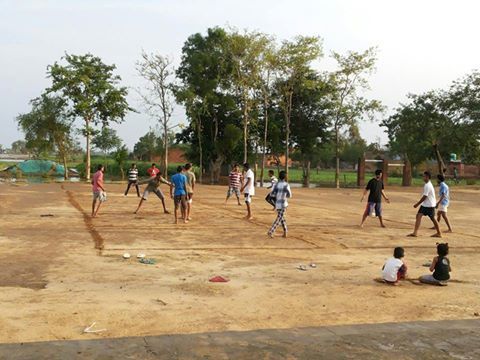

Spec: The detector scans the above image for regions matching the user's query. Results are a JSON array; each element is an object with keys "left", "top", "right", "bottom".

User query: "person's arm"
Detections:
[
  {"left": 436, "top": 193, "right": 445, "bottom": 208},
  {"left": 414, "top": 195, "right": 427, "bottom": 208},
  {"left": 170, "top": 182, "right": 174, "bottom": 198},
  {"left": 429, "top": 256, "right": 438, "bottom": 272},
  {"left": 241, "top": 177, "right": 250, "bottom": 192},
  {"left": 183, "top": 178, "right": 188, "bottom": 194},
  {"left": 287, "top": 184, "right": 292, "bottom": 198},
  {"left": 138, "top": 178, "right": 150, "bottom": 185},
  {"left": 192, "top": 174, "right": 196, "bottom": 191},
  {"left": 381, "top": 190, "right": 390, "bottom": 203},
  {"left": 159, "top": 176, "right": 171, "bottom": 186}
]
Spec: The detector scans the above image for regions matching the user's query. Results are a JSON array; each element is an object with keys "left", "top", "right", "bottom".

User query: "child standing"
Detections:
[
  {"left": 170, "top": 166, "right": 188, "bottom": 224},
  {"left": 265, "top": 169, "right": 278, "bottom": 209},
  {"left": 360, "top": 169, "right": 390, "bottom": 228},
  {"left": 124, "top": 163, "right": 140, "bottom": 197},
  {"left": 436, "top": 174, "right": 452, "bottom": 233},
  {"left": 134, "top": 172, "right": 171, "bottom": 215},
  {"left": 240, "top": 163, "right": 255, "bottom": 220},
  {"left": 420, "top": 243, "right": 451, "bottom": 285},
  {"left": 184, "top": 163, "right": 196, "bottom": 221},
  {"left": 225, "top": 164, "right": 243, "bottom": 205},
  {"left": 268, "top": 171, "right": 292, "bottom": 238},
  {"left": 91, "top": 164, "right": 106, "bottom": 218},
  {"left": 382, "top": 247, "right": 407, "bottom": 285}
]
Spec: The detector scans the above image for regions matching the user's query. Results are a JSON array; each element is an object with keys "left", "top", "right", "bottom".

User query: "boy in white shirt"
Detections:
[
  {"left": 408, "top": 171, "right": 442, "bottom": 238},
  {"left": 240, "top": 162, "right": 255, "bottom": 220},
  {"left": 382, "top": 247, "right": 407, "bottom": 285}
]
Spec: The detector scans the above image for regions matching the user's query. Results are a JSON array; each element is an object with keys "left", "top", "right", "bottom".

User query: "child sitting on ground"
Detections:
[
  {"left": 382, "top": 247, "right": 408, "bottom": 285},
  {"left": 419, "top": 243, "right": 451, "bottom": 286}
]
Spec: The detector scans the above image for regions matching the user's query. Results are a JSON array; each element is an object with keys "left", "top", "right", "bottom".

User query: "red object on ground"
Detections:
[{"left": 209, "top": 276, "right": 229, "bottom": 283}]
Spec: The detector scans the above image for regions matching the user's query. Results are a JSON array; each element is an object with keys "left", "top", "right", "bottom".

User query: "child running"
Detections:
[
  {"left": 134, "top": 172, "right": 171, "bottom": 214},
  {"left": 268, "top": 171, "right": 292, "bottom": 238},
  {"left": 419, "top": 243, "right": 451, "bottom": 286},
  {"left": 435, "top": 174, "right": 452, "bottom": 233},
  {"left": 381, "top": 247, "right": 407, "bottom": 285},
  {"left": 91, "top": 164, "right": 106, "bottom": 218},
  {"left": 240, "top": 163, "right": 255, "bottom": 220},
  {"left": 170, "top": 166, "right": 188, "bottom": 224},
  {"left": 408, "top": 171, "right": 442, "bottom": 238},
  {"left": 265, "top": 169, "right": 278, "bottom": 209},
  {"left": 225, "top": 164, "right": 243, "bottom": 206},
  {"left": 360, "top": 169, "right": 390, "bottom": 228},
  {"left": 124, "top": 163, "right": 140, "bottom": 197},
  {"left": 184, "top": 163, "right": 196, "bottom": 221}
]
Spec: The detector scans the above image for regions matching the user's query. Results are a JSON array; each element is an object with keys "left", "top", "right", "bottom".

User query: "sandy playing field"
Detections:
[{"left": 0, "top": 181, "right": 479, "bottom": 344}]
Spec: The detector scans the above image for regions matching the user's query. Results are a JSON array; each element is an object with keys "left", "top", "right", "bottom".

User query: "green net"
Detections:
[{"left": 10, "top": 160, "right": 65, "bottom": 176}]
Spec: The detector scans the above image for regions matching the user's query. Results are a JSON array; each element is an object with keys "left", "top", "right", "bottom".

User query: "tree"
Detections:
[
  {"left": 137, "top": 50, "right": 176, "bottom": 177},
  {"left": 329, "top": 48, "right": 383, "bottom": 188},
  {"left": 47, "top": 53, "right": 132, "bottom": 180},
  {"left": 92, "top": 126, "right": 122, "bottom": 167},
  {"left": 133, "top": 131, "right": 163, "bottom": 161},
  {"left": 112, "top": 144, "right": 129, "bottom": 180},
  {"left": 277, "top": 36, "right": 323, "bottom": 176},
  {"left": 16, "top": 95, "right": 74, "bottom": 179},
  {"left": 340, "top": 124, "right": 367, "bottom": 167},
  {"left": 11, "top": 140, "right": 28, "bottom": 154}
]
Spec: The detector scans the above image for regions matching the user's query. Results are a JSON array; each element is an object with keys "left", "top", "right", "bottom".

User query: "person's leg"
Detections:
[
  {"left": 225, "top": 188, "right": 231, "bottom": 204},
  {"left": 280, "top": 209, "right": 288, "bottom": 237},
  {"left": 174, "top": 197, "right": 179, "bottom": 224},
  {"left": 409, "top": 213, "right": 423, "bottom": 236},
  {"left": 397, "top": 264, "right": 407, "bottom": 280},
  {"left": 181, "top": 196, "right": 188, "bottom": 223},
  {"left": 245, "top": 194, "right": 252, "bottom": 219},
  {"left": 92, "top": 198, "right": 97, "bottom": 217},
  {"left": 441, "top": 212, "right": 453, "bottom": 232},
  {"left": 186, "top": 194, "right": 192, "bottom": 220},
  {"left": 94, "top": 200, "right": 103, "bottom": 217},
  {"left": 134, "top": 198, "right": 145, "bottom": 214},
  {"left": 268, "top": 209, "right": 283, "bottom": 237},
  {"left": 430, "top": 213, "right": 442, "bottom": 237},
  {"left": 419, "top": 274, "right": 440, "bottom": 285},
  {"left": 375, "top": 203, "right": 385, "bottom": 228},
  {"left": 135, "top": 182, "right": 140, "bottom": 197},
  {"left": 124, "top": 181, "right": 132, "bottom": 196},
  {"left": 360, "top": 203, "right": 370, "bottom": 227}
]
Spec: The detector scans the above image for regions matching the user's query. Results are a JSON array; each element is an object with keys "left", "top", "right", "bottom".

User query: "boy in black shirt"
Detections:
[{"left": 360, "top": 169, "right": 390, "bottom": 228}]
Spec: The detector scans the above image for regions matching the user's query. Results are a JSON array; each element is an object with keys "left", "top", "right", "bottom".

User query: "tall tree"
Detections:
[
  {"left": 112, "top": 144, "right": 129, "bottom": 180},
  {"left": 133, "top": 131, "right": 163, "bottom": 162},
  {"left": 47, "top": 53, "right": 132, "bottom": 180},
  {"left": 16, "top": 95, "right": 74, "bottom": 179},
  {"left": 277, "top": 36, "right": 323, "bottom": 176},
  {"left": 329, "top": 48, "right": 383, "bottom": 188},
  {"left": 10, "top": 140, "right": 28, "bottom": 154},
  {"left": 92, "top": 126, "right": 122, "bottom": 167},
  {"left": 136, "top": 51, "right": 176, "bottom": 178}
]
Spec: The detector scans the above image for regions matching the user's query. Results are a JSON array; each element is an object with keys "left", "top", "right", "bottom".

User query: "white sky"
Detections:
[{"left": 1, "top": 0, "right": 479, "bottom": 149}]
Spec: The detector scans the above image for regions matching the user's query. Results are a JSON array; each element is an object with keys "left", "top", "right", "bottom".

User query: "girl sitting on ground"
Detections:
[
  {"left": 420, "top": 243, "right": 451, "bottom": 286},
  {"left": 382, "top": 247, "right": 408, "bottom": 285}
]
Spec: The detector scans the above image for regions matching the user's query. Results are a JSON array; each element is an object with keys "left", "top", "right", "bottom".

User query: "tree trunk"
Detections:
[
  {"left": 335, "top": 125, "right": 340, "bottom": 189},
  {"left": 243, "top": 95, "right": 248, "bottom": 164},
  {"left": 85, "top": 118, "right": 91, "bottom": 180},
  {"left": 197, "top": 119, "right": 203, "bottom": 183},
  {"left": 120, "top": 167, "right": 125, "bottom": 181},
  {"left": 284, "top": 92, "right": 292, "bottom": 176},
  {"left": 164, "top": 123, "right": 169, "bottom": 179},
  {"left": 62, "top": 151, "right": 69, "bottom": 180},
  {"left": 302, "top": 160, "right": 311, "bottom": 188},
  {"left": 260, "top": 95, "right": 269, "bottom": 187},
  {"left": 433, "top": 143, "right": 446, "bottom": 175}
]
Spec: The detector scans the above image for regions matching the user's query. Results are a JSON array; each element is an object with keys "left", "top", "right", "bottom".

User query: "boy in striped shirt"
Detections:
[
  {"left": 268, "top": 171, "right": 292, "bottom": 238},
  {"left": 225, "top": 164, "right": 243, "bottom": 205},
  {"left": 124, "top": 163, "right": 140, "bottom": 197}
]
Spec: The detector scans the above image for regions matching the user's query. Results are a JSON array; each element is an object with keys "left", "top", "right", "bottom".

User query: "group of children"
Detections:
[
  {"left": 91, "top": 162, "right": 196, "bottom": 224},
  {"left": 225, "top": 163, "right": 292, "bottom": 237},
  {"left": 360, "top": 168, "right": 454, "bottom": 286}
]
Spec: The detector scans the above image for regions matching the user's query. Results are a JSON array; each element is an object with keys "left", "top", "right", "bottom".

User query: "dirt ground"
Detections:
[{"left": 0, "top": 180, "right": 479, "bottom": 344}]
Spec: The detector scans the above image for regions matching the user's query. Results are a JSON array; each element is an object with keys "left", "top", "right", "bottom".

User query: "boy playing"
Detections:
[
  {"left": 134, "top": 172, "right": 171, "bottom": 214},
  {"left": 408, "top": 171, "right": 442, "bottom": 238},
  {"left": 124, "top": 163, "right": 140, "bottom": 197},
  {"left": 360, "top": 169, "right": 390, "bottom": 228},
  {"left": 268, "top": 171, "right": 292, "bottom": 238},
  {"left": 170, "top": 166, "right": 188, "bottom": 224},
  {"left": 435, "top": 174, "right": 452, "bottom": 233},
  {"left": 225, "top": 164, "right": 243, "bottom": 206},
  {"left": 184, "top": 163, "right": 196, "bottom": 221},
  {"left": 382, "top": 247, "right": 407, "bottom": 285},
  {"left": 91, "top": 164, "right": 106, "bottom": 218},
  {"left": 265, "top": 169, "right": 278, "bottom": 209},
  {"left": 240, "top": 162, "right": 255, "bottom": 220},
  {"left": 147, "top": 163, "right": 160, "bottom": 178}
]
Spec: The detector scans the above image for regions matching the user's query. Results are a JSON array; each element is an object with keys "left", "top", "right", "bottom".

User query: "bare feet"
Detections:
[
  {"left": 431, "top": 233, "right": 442, "bottom": 238},
  {"left": 187, "top": 217, "right": 192, "bottom": 221},
  {"left": 445, "top": 229, "right": 453, "bottom": 233},
  {"left": 359, "top": 223, "right": 364, "bottom": 228},
  {"left": 282, "top": 232, "right": 287, "bottom": 238},
  {"left": 407, "top": 233, "right": 417, "bottom": 237},
  {"left": 164, "top": 210, "right": 170, "bottom": 214},
  {"left": 267, "top": 232, "right": 273, "bottom": 238},
  {"left": 381, "top": 224, "right": 386, "bottom": 228},
  {"left": 246, "top": 216, "right": 253, "bottom": 220}
]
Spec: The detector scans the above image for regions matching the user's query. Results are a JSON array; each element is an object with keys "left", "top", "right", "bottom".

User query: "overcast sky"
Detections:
[{"left": 1, "top": 0, "right": 478, "bottom": 149}]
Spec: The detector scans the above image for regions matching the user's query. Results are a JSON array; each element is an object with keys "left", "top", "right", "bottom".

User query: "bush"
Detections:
[{"left": 466, "top": 179, "right": 477, "bottom": 185}]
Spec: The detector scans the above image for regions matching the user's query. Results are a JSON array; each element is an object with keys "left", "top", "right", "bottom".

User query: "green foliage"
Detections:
[
  {"left": 133, "top": 131, "right": 164, "bottom": 161},
  {"left": 92, "top": 127, "right": 122, "bottom": 156},
  {"left": 10, "top": 140, "right": 28, "bottom": 154}
]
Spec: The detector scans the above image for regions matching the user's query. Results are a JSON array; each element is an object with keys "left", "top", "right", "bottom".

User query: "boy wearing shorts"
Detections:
[
  {"left": 360, "top": 169, "right": 390, "bottom": 228},
  {"left": 171, "top": 166, "right": 188, "bottom": 224},
  {"left": 436, "top": 174, "right": 452, "bottom": 233},
  {"left": 91, "top": 164, "right": 106, "bottom": 218},
  {"left": 225, "top": 164, "right": 242, "bottom": 206},
  {"left": 184, "top": 163, "right": 196, "bottom": 221},
  {"left": 240, "top": 162, "right": 255, "bottom": 220},
  {"left": 134, "top": 172, "right": 171, "bottom": 214},
  {"left": 408, "top": 171, "right": 442, "bottom": 238}
]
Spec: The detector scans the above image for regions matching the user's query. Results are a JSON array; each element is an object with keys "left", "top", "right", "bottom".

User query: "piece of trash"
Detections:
[
  {"left": 139, "top": 258, "right": 156, "bottom": 265},
  {"left": 297, "top": 265, "right": 307, "bottom": 271},
  {"left": 136, "top": 253, "right": 146, "bottom": 259},
  {"left": 154, "top": 299, "right": 167, "bottom": 305},
  {"left": 40, "top": 214, "right": 54, "bottom": 217},
  {"left": 83, "top": 322, "right": 106, "bottom": 334},
  {"left": 422, "top": 262, "right": 431, "bottom": 267},
  {"left": 309, "top": 263, "right": 317, "bottom": 268},
  {"left": 122, "top": 253, "right": 131, "bottom": 259},
  {"left": 209, "top": 276, "right": 229, "bottom": 283}
]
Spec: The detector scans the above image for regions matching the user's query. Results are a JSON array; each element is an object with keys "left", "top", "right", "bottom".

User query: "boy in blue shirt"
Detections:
[
  {"left": 170, "top": 166, "right": 188, "bottom": 224},
  {"left": 435, "top": 174, "right": 452, "bottom": 233}
]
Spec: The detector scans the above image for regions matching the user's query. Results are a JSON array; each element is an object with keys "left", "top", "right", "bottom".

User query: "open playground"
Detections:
[{"left": 1, "top": 180, "right": 479, "bottom": 358}]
